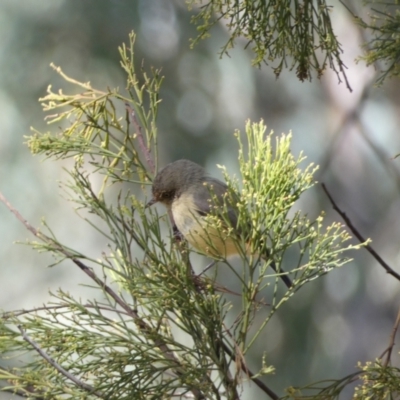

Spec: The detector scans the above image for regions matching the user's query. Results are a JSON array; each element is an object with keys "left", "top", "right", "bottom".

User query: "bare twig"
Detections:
[
  {"left": 379, "top": 307, "right": 400, "bottom": 367},
  {"left": 125, "top": 103, "right": 155, "bottom": 174},
  {"left": 18, "top": 325, "right": 104, "bottom": 398},
  {"left": 321, "top": 183, "right": 400, "bottom": 281}
]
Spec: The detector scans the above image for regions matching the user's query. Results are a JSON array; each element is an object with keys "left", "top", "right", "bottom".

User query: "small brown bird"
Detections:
[{"left": 147, "top": 159, "right": 292, "bottom": 288}]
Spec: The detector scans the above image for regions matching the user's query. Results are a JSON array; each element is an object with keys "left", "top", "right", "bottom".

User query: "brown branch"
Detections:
[
  {"left": 321, "top": 183, "right": 400, "bottom": 282},
  {"left": 18, "top": 325, "right": 104, "bottom": 398},
  {"left": 125, "top": 103, "right": 155, "bottom": 174},
  {"left": 379, "top": 307, "right": 400, "bottom": 367}
]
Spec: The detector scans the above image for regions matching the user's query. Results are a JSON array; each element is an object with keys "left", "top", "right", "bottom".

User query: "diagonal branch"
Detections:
[
  {"left": 18, "top": 326, "right": 104, "bottom": 398},
  {"left": 321, "top": 183, "right": 400, "bottom": 282}
]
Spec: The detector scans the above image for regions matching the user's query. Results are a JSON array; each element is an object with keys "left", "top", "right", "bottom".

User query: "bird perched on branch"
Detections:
[{"left": 147, "top": 159, "right": 292, "bottom": 289}]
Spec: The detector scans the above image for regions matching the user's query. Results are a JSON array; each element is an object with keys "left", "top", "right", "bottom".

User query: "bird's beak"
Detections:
[{"left": 145, "top": 197, "right": 157, "bottom": 208}]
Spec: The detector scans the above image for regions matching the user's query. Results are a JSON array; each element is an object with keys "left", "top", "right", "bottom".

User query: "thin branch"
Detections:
[
  {"left": 321, "top": 183, "right": 400, "bottom": 281},
  {"left": 379, "top": 307, "right": 400, "bottom": 367},
  {"left": 18, "top": 325, "right": 104, "bottom": 398},
  {"left": 0, "top": 192, "right": 41, "bottom": 238},
  {"left": 125, "top": 103, "right": 155, "bottom": 174},
  {"left": 0, "top": 384, "right": 47, "bottom": 400},
  {"left": 2, "top": 303, "right": 133, "bottom": 319}
]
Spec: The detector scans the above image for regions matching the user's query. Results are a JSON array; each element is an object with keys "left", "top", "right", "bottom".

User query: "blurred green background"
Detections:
[{"left": 1, "top": 1, "right": 400, "bottom": 398}]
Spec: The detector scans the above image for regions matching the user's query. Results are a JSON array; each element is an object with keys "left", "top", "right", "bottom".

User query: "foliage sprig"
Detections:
[{"left": 187, "top": 0, "right": 351, "bottom": 90}]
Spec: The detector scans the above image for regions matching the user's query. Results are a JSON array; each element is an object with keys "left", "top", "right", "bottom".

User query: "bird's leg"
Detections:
[
  {"left": 172, "top": 224, "right": 184, "bottom": 243},
  {"left": 187, "top": 260, "right": 217, "bottom": 293},
  {"left": 170, "top": 221, "right": 217, "bottom": 288}
]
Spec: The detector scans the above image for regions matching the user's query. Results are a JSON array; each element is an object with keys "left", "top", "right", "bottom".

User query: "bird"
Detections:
[{"left": 146, "top": 159, "right": 292, "bottom": 288}]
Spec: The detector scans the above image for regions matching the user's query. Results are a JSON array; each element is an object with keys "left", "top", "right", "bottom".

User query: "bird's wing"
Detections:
[{"left": 191, "top": 177, "right": 239, "bottom": 229}]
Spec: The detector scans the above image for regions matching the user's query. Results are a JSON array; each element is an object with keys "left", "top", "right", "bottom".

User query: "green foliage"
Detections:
[
  {"left": 186, "top": 0, "right": 351, "bottom": 89},
  {"left": 283, "top": 372, "right": 360, "bottom": 399},
  {"left": 354, "top": 361, "right": 400, "bottom": 399},
  {"left": 280, "top": 360, "right": 400, "bottom": 399},
  {"left": 236, "top": 124, "right": 355, "bottom": 283},
  {"left": 344, "top": 0, "right": 400, "bottom": 85},
  {"left": 1, "top": 32, "right": 366, "bottom": 399},
  {"left": 28, "top": 31, "right": 162, "bottom": 188}
]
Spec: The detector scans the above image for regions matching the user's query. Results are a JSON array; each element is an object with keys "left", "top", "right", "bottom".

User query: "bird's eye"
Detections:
[{"left": 161, "top": 191, "right": 174, "bottom": 200}]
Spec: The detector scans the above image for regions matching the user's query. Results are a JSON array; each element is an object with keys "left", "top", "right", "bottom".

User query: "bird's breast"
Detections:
[
  {"left": 171, "top": 192, "right": 200, "bottom": 236},
  {"left": 171, "top": 192, "right": 239, "bottom": 258}
]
